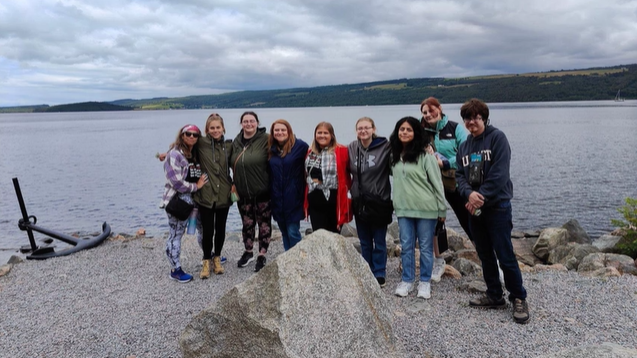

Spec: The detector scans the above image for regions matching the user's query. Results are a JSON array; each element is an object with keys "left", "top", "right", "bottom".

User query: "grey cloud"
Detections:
[{"left": 1, "top": 0, "right": 636, "bottom": 105}]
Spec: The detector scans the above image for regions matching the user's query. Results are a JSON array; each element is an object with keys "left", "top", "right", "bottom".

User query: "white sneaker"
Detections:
[
  {"left": 431, "top": 258, "right": 445, "bottom": 282},
  {"left": 417, "top": 281, "right": 431, "bottom": 299},
  {"left": 394, "top": 281, "right": 414, "bottom": 297}
]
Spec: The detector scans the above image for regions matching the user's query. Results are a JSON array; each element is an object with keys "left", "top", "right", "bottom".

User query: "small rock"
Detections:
[
  {"left": 7, "top": 255, "right": 24, "bottom": 265},
  {"left": 136, "top": 228, "right": 146, "bottom": 237},
  {"left": 457, "top": 279, "right": 487, "bottom": 294},
  {"left": 443, "top": 265, "right": 462, "bottom": 279},
  {"left": 0, "top": 264, "right": 12, "bottom": 277}
]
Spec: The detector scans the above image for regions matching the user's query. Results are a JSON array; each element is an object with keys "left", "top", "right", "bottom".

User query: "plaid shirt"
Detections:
[
  {"left": 161, "top": 148, "right": 198, "bottom": 207},
  {"left": 305, "top": 149, "right": 338, "bottom": 200}
]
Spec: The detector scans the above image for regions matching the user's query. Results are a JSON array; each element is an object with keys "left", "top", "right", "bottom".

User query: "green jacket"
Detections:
[
  {"left": 193, "top": 135, "right": 233, "bottom": 209},
  {"left": 230, "top": 128, "right": 270, "bottom": 200}
]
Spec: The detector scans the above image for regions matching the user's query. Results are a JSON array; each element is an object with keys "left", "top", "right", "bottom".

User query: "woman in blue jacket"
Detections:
[{"left": 268, "top": 119, "right": 309, "bottom": 251}]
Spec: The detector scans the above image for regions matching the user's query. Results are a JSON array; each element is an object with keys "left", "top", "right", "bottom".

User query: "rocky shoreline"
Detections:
[{"left": 1, "top": 222, "right": 636, "bottom": 357}]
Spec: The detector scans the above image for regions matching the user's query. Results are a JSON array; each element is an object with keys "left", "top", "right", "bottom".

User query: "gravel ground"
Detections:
[{"left": 1, "top": 233, "right": 636, "bottom": 358}]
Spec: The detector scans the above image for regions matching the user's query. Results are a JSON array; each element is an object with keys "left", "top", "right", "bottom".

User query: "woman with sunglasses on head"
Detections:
[
  {"left": 348, "top": 117, "right": 392, "bottom": 287},
  {"left": 420, "top": 97, "right": 470, "bottom": 282},
  {"left": 162, "top": 124, "right": 208, "bottom": 283},
  {"left": 390, "top": 117, "right": 446, "bottom": 299},
  {"left": 231, "top": 111, "right": 272, "bottom": 273},
  {"left": 194, "top": 113, "right": 234, "bottom": 279},
  {"left": 268, "top": 119, "right": 309, "bottom": 251},
  {"left": 304, "top": 122, "right": 352, "bottom": 234}
]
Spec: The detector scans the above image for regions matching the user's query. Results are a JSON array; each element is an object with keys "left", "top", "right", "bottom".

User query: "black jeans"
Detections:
[
  {"left": 445, "top": 188, "right": 473, "bottom": 241},
  {"left": 469, "top": 201, "right": 527, "bottom": 302},
  {"left": 308, "top": 189, "right": 338, "bottom": 233},
  {"left": 199, "top": 204, "right": 230, "bottom": 259}
]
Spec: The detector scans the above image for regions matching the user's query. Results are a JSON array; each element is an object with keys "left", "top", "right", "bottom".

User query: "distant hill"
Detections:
[
  {"left": 45, "top": 101, "right": 133, "bottom": 112},
  {"left": 110, "top": 64, "right": 637, "bottom": 109},
  {"left": 2, "top": 64, "right": 636, "bottom": 113}
]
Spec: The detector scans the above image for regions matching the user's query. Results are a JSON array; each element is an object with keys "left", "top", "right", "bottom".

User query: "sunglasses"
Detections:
[{"left": 183, "top": 132, "right": 199, "bottom": 138}]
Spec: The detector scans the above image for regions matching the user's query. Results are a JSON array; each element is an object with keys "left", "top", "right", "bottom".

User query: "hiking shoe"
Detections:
[
  {"left": 212, "top": 256, "right": 224, "bottom": 275},
  {"left": 170, "top": 268, "right": 193, "bottom": 283},
  {"left": 237, "top": 251, "right": 254, "bottom": 268},
  {"left": 254, "top": 255, "right": 266, "bottom": 272},
  {"left": 376, "top": 277, "right": 386, "bottom": 288},
  {"left": 431, "top": 257, "right": 445, "bottom": 282},
  {"left": 417, "top": 281, "right": 431, "bottom": 299},
  {"left": 513, "top": 298, "right": 530, "bottom": 324},
  {"left": 199, "top": 259, "right": 211, "bottom": 279},
  {"left": 469, "top": 294, "right": 507, "bottom": 309},
  {"left": 394, "top": 281, "right": 413, "bottom": 297}
]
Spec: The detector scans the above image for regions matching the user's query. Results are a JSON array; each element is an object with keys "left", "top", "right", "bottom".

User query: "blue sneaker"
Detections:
[
  {"left": 170, "top": 267, "right": 193, "bottom": 283},
  {"left": 220, "top": 256, "right": 227, "bottom": 264}
]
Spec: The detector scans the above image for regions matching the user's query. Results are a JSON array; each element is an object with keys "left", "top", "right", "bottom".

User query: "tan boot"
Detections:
[
  {"left": 200, "top": 259, "right": 211, "bottom": 279},
  {"left": 213, "top": 256, "right": 224, "bottom": 275}
]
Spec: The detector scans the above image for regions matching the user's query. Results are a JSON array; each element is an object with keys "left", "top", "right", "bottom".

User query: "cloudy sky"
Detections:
[{"left": 1, "top": 0, "right": 636, "bottom": 107}]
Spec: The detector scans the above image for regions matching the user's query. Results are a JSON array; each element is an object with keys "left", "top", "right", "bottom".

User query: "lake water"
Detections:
[{"left": 1, "top": 101, "right": 636, "bottom": 263}]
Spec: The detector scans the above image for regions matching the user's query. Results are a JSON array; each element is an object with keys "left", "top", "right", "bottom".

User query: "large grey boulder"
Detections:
[
  {"left": 535, "top": 342, "right": 637, "bottom": 358},
  {"left": 548, "top": 243, "right": 599, "bottom": 270},
  {"left": 561, "top": 219, "right": 592, "bottom": 244},
  {"left": 180, "top": 229, "right": 402, "bottom": 358},
  {"left": 578, "top": 252, "right": 637, "bottom": 276},
  {"left": 532, "top": 228, "right": 568, "bottom": 262},
  {"left": 593, "top": 234, "right": 622, "bottom": 253}
]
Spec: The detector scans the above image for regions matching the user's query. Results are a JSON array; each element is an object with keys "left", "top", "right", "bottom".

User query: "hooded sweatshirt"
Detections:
[{"left": 456, "top": 125, "right": 513, "bottom": 208}]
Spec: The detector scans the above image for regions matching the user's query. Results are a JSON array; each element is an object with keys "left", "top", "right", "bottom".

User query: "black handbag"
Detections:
[
  {"left": 165, "top": 194, "right": 194, "bottom": 221},
  {"left": 436, "top": 221, "right": 448, "bottom": 253},
  {"left": 353, "top": 193, "right": 394, "bottom": 226}
]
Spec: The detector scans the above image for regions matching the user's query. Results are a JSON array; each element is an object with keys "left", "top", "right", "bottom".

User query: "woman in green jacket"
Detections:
[
  {"left": 194, "top": 113, "right": 233, "bottom": 279},
  {"left": 230, "top": 111, "right": 272, "bottom": 273}
]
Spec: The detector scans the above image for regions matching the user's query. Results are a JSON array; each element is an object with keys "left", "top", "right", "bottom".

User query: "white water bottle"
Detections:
[{"left": 187, "top": 207, "right": 198, "bottom": 235}]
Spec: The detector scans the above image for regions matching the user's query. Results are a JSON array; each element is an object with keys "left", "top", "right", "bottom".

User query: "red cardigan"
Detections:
[{"left": 304, "top": 144, "right": 353, "bottom": 228}]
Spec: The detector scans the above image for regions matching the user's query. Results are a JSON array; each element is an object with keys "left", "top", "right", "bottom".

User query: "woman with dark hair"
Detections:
[
  {"left": 268, "top": 119, "right": 309, "bottom": 251},
  {"left": 195, "top": 113, "right": 233, "bottom": 278},
  {"left": 348, "top": 117, "right": 392, "bottom": 287},
  {"left": 304, "top": 121, "right": 352, "bottom": 233},
  {"left": 231, "top": 111, "right": 272, "bottom": 272},
  {"left": 390, "top": 117, "right": 446, "bottom": 299},
  {"left": 162, "top": 124, "right": 208, "bottom": 283},
  {"left": 420, "top": 97, "right": 470, "bottom": 281}
]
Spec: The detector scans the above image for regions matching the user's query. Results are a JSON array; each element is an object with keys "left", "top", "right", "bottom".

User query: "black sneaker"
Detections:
[
  {"left": 237, "top": 251, "right": 254, "bottom": 268},
  {"left": 254, "top": 255, "right": 266, "bottom": 272},
  {"left": 376, "top": 277, "right": 386, "bottom": 288},
  {"left": 513, "top": 298, "right": 530, "bottom": 324},
  {"left": 469, "top": 294, "right": 507, "bottom": 309}
]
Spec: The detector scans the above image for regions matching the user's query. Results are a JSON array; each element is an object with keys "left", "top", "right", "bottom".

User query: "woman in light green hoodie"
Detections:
[{"left": 390, "top": 117, "right": 446, "bottom": 300}]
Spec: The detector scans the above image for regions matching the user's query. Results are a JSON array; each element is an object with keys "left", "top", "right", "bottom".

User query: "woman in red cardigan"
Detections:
[{"left": 304, "top": 122, "right": 352, "bottom": 233}]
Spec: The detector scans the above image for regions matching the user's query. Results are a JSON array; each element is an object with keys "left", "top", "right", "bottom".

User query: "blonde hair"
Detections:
[
  {"left": 268, "top": 119, "right": 296, "bottom": 160},
  {"left": 355, "top": 117, "right": 378, "bottom": 139},
  {"left": 205, "top": 113, "right": 225, "bottom": 137},
  {"left": 310, "top": 121, "right": 338, "bottom": 154}
]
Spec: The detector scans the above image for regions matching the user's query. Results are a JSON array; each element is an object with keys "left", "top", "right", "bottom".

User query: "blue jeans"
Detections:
[
  {"left": 277, "top": 219, "right": 302, "bottom": 251},
  {"left": 398, "top": 217, "right": 436, "bottom": 283},
  {"left": 469, "top": 201, "right": 527, "bottom": 301},
  {"left": 355, "top": 217, "right": 387, "bottom": 278}
]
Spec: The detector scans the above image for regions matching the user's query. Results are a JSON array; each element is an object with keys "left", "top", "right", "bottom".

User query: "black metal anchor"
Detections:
[{"left": 13, "top": 177, "right": 111, "bottom": 260}]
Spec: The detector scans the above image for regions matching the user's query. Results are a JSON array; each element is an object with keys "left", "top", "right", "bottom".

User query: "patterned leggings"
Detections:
[
  {"left": 238, "top": 199, "right": 272, "bottom": 254},
  {"left": 165, "top": 212, "right": 196, "bottom": 270}
]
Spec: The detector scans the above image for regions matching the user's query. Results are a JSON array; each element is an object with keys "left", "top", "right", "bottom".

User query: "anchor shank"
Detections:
[{"left": 12, "top": 177, "right": 38, "bottom": 251}]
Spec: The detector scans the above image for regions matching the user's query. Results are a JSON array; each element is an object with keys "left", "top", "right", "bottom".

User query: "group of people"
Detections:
[{"left": 160, "top": 98, "right": 530, "bottom": 324}]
